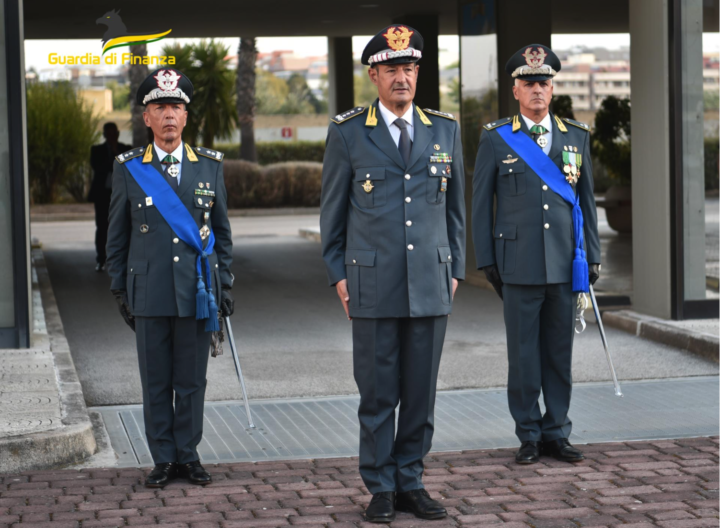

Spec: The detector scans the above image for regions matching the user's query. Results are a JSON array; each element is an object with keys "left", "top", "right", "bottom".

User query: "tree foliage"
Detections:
[
  {"left": 161, "top": 40, "right": 237, "bottom": 148},
  {"left": 592, "top": 96, "right": 632, "bottom": 186},
  {"left": 27, "top": 82, "right": 100, "bottom": 203},
  {"left": 354, "top": 70, "right": 379, "bottom": 107},
  {"left": 551, "top": 95, "right": 575, "bottom": 120},
  {"left": 461, "top": 88, "right": 498, "bottom": 170},
  {"left": 107, "top": 80, "right": 130, "bottom": 111}
]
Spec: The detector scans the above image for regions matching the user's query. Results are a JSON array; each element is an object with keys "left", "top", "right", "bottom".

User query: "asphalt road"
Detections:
[{"left": 32, "top": 216, "right": 718, "bottom": 407}]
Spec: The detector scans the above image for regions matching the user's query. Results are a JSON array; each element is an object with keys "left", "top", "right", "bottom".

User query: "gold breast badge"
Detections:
[{"left": 362, "top": 180, "right": 374, "bottom": 193}]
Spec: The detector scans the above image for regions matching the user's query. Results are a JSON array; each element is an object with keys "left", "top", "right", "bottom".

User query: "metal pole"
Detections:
[
  {"left": 224, "top": 317, "right": 256, "bottom": 428},
  {"left": 589, "top": 285, "right": 623, "bottom": 397}
]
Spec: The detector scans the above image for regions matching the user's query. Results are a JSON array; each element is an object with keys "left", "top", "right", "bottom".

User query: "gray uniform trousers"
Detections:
[
  {"left": 502, "top": 282, "right": 577, "bottom": 442},
  {"left": 352, "top": 316, "right": 448, "bottom": 494},
  {"left": 135, "top": 316, "right": 211, "bottom": 464}
]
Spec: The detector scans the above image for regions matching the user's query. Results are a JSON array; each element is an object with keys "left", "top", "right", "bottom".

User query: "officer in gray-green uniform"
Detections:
[
  {"left": 472, "top": 45, "right": 600, "bottom": 465},
  {"left": 106, "top": 68, "right": 234, "bottom": 487},
  {"left": 321, "top": 25, "right": 465, "bottom": 523}
]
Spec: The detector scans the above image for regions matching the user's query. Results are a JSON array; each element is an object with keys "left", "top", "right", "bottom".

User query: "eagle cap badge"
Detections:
[
  {"left": 383, "top": 26, "right": 413, "bottom": 51},
  {"left": 522, "top": 47, "right": 548, "bottom": 68},
  {"left": 154, "top": 69, "right": 181, "bottom": 92}
]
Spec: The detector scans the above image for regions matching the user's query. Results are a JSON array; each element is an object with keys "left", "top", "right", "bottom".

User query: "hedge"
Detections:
[
  {"left": 223, "top": 160, "right": 322, "bottom": 208},
  {"left": 215, "top": 141, "right": 325, "bottom": 164}
]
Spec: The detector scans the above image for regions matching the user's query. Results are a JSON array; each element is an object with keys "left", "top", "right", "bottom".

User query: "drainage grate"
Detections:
[{"left": 93, "top": 377, "right": 719, "bottom": 467}]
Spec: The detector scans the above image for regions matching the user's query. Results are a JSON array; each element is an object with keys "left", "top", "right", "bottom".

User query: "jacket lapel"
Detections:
[
  {"left": 368, "top": 101, "right": 406, "bottom": 169},
  {"left": 548, "top": 113, "right": 565, "bottom": 163},
  {"left": 177, "top": 143, "right": 199, "bottom": 199},
  {"left": 406, "top": 104, "right": 433, "bottom": 170}
]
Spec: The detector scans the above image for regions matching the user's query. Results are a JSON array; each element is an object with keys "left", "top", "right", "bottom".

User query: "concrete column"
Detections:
[
  {"left": 630, "top": 0, "right": 672, "bottom": 318},
  {"left": 496, "top": 1, "right": 551, "bottom": 117},
  {"left": 392, "top": 15, "right": 440, "bottom": 109},
  {"left": 0, "top": 0, "right": 30, "bottom": 348},
  {"left": 680, "top": 0, "right": 706, "bottom": 300},
  {"left": 327, "top": 37, "right": 354, "bottom": 117}
]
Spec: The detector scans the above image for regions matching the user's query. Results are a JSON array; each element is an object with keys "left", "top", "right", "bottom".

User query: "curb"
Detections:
[
  {"left": 603, "top": 310, "right": 719, "bottom": 363},
  {"left": 298, "top": 227, "right": 321, "bottom": 242},
  {"left": 0, "top": 249, "right": 97, "bottom": 473}
]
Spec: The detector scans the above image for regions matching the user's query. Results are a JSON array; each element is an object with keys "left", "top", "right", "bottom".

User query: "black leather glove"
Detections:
[
  {"left": 483, "top": 264, "right": 504, "bottom": 300},
  {"left": 589, "top": 264, "right": 600, "bottom": 286},
  {"left": 111, "top": 289, "right": 135, "bottom": 332},
  {"left": 220, "top": 288, "right": 234, "bottom": 317}
]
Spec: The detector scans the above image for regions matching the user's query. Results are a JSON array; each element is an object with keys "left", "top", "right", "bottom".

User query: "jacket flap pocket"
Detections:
[
  {"left": 128, "top": 260, "right": 148, "bottom": 275},
  {"left": 437, "top": 246, "right": 453, "bottom": 263},
  {"left": 494, "top": 223, "right": 517, "bottom": 240},
  {"left": 427, "top": 163, "right": 452, "bottom": 178},
  {"left": 499, "top": 161, "right": 525, "bottom": 176},
  {"left": 345, "top": 249, "right": 376, "bottom": 267},
  {"left": 354, "top": 167, "right": 386, "bottom": 181}
]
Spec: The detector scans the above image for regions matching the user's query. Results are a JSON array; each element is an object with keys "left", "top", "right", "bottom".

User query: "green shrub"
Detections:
[
  {"left": 215, "top": 141, "right": 326, "bottom": 164},
  {"left": 222, "top": 160, "right": 322, "bottom": 208},
  {"left": 706, "top": 137, "right": 719, "bottom": 191},
  {"left": 26, "top": 82, "right": 100, "bottom": 203},
  {"left": 592, "top": 96, "right": 632, "bottom": 186}
]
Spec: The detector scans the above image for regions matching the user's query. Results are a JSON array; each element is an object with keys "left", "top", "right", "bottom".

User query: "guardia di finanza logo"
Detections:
[{"left": 48, "top": 10, "right": 175, "bottom": 66}]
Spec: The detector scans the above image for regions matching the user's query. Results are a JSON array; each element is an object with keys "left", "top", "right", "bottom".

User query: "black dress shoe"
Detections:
[
  {"left": 178, "top": 460, "right": 212, "bottom": 485},
  {"left": 395, "top": 489, "right": 447, "bottom": 520},
  {"left": 516, "top": 441, "right": 540, "bottom": 464},
  {"left": 145, "top": 462, "right": 177, "bottom": 488},
  {"left": 365, "top": 491, "right": 396, "bottom": 523},
  {"left": 543, "top": 438, "right": 585, "bottom": 462},
  {"left": 95, "top": 263, "right": 105, "bottom": 272}
]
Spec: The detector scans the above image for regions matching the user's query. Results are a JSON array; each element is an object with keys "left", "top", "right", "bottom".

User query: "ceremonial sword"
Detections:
[
  {"left": 588, "top": 285, "right": 623, "bottom": 397},
  {"left": 224, "top": 316, "right": 256, "bottom": 428}
]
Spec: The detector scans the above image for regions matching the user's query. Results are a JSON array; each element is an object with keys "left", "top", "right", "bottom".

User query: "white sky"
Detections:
[{"left": 25, "top": 33, "right": 719, "bottom": 73}]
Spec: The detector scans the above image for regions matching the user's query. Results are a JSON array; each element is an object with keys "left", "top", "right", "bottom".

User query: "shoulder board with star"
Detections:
[
  {"left": 331, "top": 107, "right": 366, "bottom": 124},
  {"left": 195, "top": 146, "right": 224, "bottom": 161},
  {"left": 423, "top": 108, "right": 456, "bottom": 120},
  {"left": 483, "top": 117, "right": 512, "bottom": 130},
  {"left": 115, "top": 146, "right": 145, "bottom": 164},
  {"left": 562, "top": 118, "right": 590, "bottom": 131}
]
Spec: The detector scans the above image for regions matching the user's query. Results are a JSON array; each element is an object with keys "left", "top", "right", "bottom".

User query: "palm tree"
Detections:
[
  {"left": 129, "top": 43, "right": 149, "bottom": 147},
  {"left": 236, "top": 38, "right": 258, "bottom": 162},
  {"left": 192, "top": 40, "right": 237, "bottom": 149}
]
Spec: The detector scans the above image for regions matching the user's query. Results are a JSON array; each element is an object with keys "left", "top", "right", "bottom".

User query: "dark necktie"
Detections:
[
  {"left": 160, "top": 154, "right": 179, "bottom": 191},
  {"left": 394, "top": 118, "right": 412, "bottom": 166}
]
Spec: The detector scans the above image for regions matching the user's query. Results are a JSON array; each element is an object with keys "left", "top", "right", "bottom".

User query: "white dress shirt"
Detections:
[
  {"left": 378, "top": 100, "right": 415, "bottom": 146},
  {"left": 154, "top": 142, "right": 184, "bottom": 184},
  {"left": 521, "top": 112, "right": 553, "bottom": 155}
]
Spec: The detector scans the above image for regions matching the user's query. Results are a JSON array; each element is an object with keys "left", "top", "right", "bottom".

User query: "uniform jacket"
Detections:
[
  {"left": 106, "top": 143, "right": 233, "bottom": 317},
  {"left": 472, "top": 113, "right": 600, "bottom": 284},
  {"left": 320, "top": 100, "right": 466, "bottom": 319},
  {"left": 88, "top": 142, "right": 131, "bottom": 202}
]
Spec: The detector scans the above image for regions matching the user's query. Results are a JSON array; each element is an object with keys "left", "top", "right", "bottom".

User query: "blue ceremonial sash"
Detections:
[
  {"left": 496, "top": 125, "right": 589, "bottom": 293},
  {"left": 125, "top": 157, "right": 220, "bottom": 331}
]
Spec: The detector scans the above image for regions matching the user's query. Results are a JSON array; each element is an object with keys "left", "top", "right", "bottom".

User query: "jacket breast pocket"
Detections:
[
  {"left": 438, "top": 246, "right": 453, "bottom": 305},
  {"left": 127, "top": 260, "right": 148, "bottom": 312},
  {"left": 131, "top": 202, "right": 156, "bottom": 233},
  {"left": 426, "top": 163, "right": 451, "bottom": 204},
  {"left": 499, "top": 162, "right": 526, "bottom": 196},
  {"left": 353, "top": 168, "right": 386, "bottom": 208},
  {"left": 494, "top": 223, "right": 517, "bottom": 274},
  {"left": 345, "top": 249, "right": 377, "bottom": 309}
]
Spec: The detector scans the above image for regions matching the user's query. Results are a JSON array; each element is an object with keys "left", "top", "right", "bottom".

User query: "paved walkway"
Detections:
[{"left": 0, "top": 436, "right": 717, "bottom": 527}]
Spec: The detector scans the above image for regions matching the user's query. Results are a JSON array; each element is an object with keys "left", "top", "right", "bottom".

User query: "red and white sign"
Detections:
[{"left": 281, "top": 127, "right": 293, "bottom": 139}]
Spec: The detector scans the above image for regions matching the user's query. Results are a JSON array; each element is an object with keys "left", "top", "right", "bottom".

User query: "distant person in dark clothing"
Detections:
[{"left": 89, "top": 123, "right": 131, "bottom": 271}]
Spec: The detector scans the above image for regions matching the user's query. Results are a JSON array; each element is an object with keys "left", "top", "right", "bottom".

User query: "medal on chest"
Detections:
[
  {"left": 167, "top": 164, "right": 180, "bottom": 178},
  {"left": 562, "top": 146, "right": 582, "bottom": 184},
  {"left": 536, "top": 136, "right": 548, "bottom": 148}
]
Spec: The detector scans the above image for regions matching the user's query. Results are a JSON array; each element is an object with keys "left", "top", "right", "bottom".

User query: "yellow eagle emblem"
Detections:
[
  {"left": 522, "top": 47, "right": 548, "bottom": 68},
  {"left": 383, "top": 26, "right": 414, "bottom": 52}
]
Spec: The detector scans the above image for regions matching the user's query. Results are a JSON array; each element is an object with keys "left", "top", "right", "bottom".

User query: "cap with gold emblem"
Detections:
[
  {"left": 137, "top": 68, "right": 194, "bottom": 106},
  {"left": 361, "top": 25, "right": 424, "bottom": 66},
  {"left": 504, "top": 44, "right": 561, "bottom": 81}
]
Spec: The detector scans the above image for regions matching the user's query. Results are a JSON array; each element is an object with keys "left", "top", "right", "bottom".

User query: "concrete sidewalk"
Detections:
[
  {"left": 0, "top": 250, "right": 96, "bottom": 474},
  {"left": 0, "top": 437, "right": 717, "bottom": 527}
]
